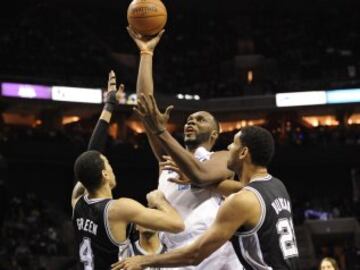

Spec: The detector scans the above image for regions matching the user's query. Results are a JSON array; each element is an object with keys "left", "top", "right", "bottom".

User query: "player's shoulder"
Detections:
[
  {"left": 109, "top": 197, "right": 136, "bottom": 209},
  {"left": 211, "top": 150, "right": 229, "bottom": 159},
  {"left": 227, "top": 189, "right": 260, "bottom": 211}
]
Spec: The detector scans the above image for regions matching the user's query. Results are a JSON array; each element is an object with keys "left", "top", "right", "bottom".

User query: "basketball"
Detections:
[{"left": 127, "top": 0, "right": 167, "bottom": 36}]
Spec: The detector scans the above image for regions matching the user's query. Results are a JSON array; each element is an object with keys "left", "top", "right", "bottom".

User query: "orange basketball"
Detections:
[{"left": 127, "top": 0, "right": 167, "bottom": 36}]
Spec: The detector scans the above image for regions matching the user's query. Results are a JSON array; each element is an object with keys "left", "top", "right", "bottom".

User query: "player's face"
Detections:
[
  {"left": 320, "top": 260, "right": 335, "bottom": 270},
  {"left": 184, "top": 111, "right": 216, "bottom": 146},
  {"left": 227, "top": 131, "right": 244, "bottom": 174},
  {"left": 100, "top": 155, "right": 116, "bottom": 189}
]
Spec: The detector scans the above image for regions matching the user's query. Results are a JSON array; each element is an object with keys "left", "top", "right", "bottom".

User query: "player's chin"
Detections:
[
  {"left": 184, "top": 134, "right": 196, "bottom": 142},
  {"left": 110, "top": 181, "right": 117, "bottom": 189}
]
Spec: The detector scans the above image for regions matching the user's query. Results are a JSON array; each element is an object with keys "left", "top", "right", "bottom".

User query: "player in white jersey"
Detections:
[{"left": 127, "top": 28, "right": 243, "bottom": 270}]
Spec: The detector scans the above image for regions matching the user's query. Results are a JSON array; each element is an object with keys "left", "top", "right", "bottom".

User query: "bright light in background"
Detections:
[
  {"left": 62, "top": 116, "right": 80, "bottom": 125},
  {"left": 302, "top": 116, "right": 339, "bottom": 127},
  {"left": 52, "top": 86, "right": 102, "bottom": 104},
  {"left": 220, "top": 119, "right": 266, "bottom": 132},
  {"left": 127, "top": 120, "right": 145, "bottom": 134},
  {"left": 247, "top": 70, "right": 253, "bottom": 84},
  {"left": 348, "top": 113, "right": 360, "bottom": 124},
  {"left": 326, "top": 88, "right": 360, "bottom": 104},
  {"left": 276, "top": 91, "right": 327, "bottom": 107},
  {"left": 1, "top": 82, "right": 52, "bottom": 100},
  {"left": 176, "top": 93, "right": 200, "bottom": 100}
]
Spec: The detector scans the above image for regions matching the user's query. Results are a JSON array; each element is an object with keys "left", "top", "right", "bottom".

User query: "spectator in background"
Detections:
[{"left": 319, "top": 257, "right": 340, "bottom": 270}]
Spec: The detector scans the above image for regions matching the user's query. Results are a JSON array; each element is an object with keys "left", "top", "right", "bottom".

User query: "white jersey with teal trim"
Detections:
[{"left": 158, "top": 147, "right": 243, "bottom": 270}]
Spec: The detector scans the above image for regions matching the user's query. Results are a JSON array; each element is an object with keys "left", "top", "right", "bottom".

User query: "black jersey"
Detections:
[
  {"left": 72, "top": 195, "right": 133, "bottom": 270},
  {"left": 133, "top": 239, "right": 167, "bottom": 270},
  {"left": 233, "top": 175, "right": 299, "bottom": 270}
]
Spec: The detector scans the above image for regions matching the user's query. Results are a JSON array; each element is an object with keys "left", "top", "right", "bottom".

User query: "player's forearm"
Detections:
[
  {"left": 210, "top": 180, "right": 244, "bottom": 197},
  {"left": 88, "top": 90, "right": 117, "bottom": 151},
  {"left": 155, "top": 199, "right": 184, "bottom": 231},
  {"left": 141, "top": 244, "right": 203, "bottom": 268},
  {"left": 87, "top": 111, "right": 111, "bottom": 151},
  {"left": 137, "top": 54, "right": 167, "bottom": 160},
  {"left": 156, "top": 131, "right": 212, "bottom": 186},
  {"left": 136, "top": 54, "right": 154, "bottom": 96},
  {"left": 144, "top": 123, "right": 167, "bottom": 161}
]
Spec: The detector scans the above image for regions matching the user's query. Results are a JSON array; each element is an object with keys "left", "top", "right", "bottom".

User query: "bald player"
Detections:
[{"left": 127, "top": 28, "right": 243, "bottom": 270}]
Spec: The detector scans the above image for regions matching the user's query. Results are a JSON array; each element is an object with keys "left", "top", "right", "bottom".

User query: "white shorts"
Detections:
[{"left": 166, "top": 241, "right": 243, "bottom": 270}]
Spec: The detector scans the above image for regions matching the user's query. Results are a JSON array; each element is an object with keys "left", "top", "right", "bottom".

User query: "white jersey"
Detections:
[{"left": 158, "top": 147, "right": 243, "bottom": 270}]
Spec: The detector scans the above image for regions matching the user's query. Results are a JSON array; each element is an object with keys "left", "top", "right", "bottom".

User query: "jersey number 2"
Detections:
[
  {"left": 276, "top": 218, "right": 299, "bottom": 259},
  {"left": 80, "top": 237, "right": 94, "bottom": 270}
]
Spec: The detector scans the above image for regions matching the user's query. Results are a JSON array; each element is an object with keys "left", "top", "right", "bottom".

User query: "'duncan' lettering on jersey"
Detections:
[
  {"left": 271, "top": 197, "right": 291, "bottom": 215},
  {"left": 76, "top": 218, "right": 98, "bottom": 236}
]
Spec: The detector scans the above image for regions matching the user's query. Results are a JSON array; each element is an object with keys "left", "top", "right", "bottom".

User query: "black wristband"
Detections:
[
  {"left": 104, "top": 91, "right": 117, "bottom": 112},
  {"left": 104, "top": 102, "right": 115, "bottom": 112}
]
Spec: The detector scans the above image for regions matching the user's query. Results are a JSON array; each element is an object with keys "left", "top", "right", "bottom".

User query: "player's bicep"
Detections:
[
  {"left": 195, "top": 151, "right": 234, "bottom": 185},
  {"left": 111, "top": 198, "right": 177, "bottom": 232}
]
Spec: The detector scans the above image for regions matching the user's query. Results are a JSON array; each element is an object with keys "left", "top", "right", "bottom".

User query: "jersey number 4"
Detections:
[
  {"left": 276, "top": 218, "right": 299, "bottom": 259},
  {"left": 80, "top": 237, "right": 94, "bottom": 270}
]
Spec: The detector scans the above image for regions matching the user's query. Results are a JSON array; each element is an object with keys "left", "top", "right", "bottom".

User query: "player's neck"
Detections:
[
  {"left": 87, "top": 185, "right": 113, "bottom": 200},
  {"left": 241, "top": 165, "right": 268, "bottom": 185},
  {"left": 139, "top": 233, "right": 161, "bottom": 254},
  {"left": 185, "top": 142, "right": 212, "bottom": 153}
]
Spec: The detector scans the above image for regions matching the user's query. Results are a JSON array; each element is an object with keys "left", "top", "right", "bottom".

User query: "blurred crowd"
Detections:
[
  {"left": 1, "top": 0, "right": 360, "bottom": 98},
  {"left": 0, "top": 192, "right": 73, "bottom": 270}
]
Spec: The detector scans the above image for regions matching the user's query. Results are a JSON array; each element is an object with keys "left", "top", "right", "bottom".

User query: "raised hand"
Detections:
[
  {"left": 111, "top": 256, "right": 144, "bottom": 270},
  {"left": 134, "top": 94, "right": 174, "bottom": 135},
  {"left": 105, "top": 70, "right": 126, "bottom": 106},
  {"left": 127, "top": 26, "right": 165, "bottom": 53}
]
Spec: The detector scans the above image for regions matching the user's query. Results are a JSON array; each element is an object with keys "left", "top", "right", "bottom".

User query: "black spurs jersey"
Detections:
[
  {"left": 72, "top": 195, "right": 133, "bottom": 270},
  {"left": 232, "top": 175, "right": 299, "bottom": 270}
]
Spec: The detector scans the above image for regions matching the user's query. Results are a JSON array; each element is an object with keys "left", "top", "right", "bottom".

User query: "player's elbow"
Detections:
[
  {"left": 191, "top": 175, "right": 216, "bottom": 188},
  {"left": 189, "top": 172, "right": 213, "bottom": 187},
  {"left": 170, "top": 220, "right": 185, "bottom": 233}
]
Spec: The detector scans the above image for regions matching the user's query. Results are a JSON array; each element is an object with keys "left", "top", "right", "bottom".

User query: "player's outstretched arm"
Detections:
[
  {"left": 88, "top": 70, "right": 125, "bottom": 152},
  {"left": 109, "top": 190, "right": 184, "bottom": 234},
  {"left": 134, "top": 94, "right": 233, "bottom": 186},
  {"left": 71, "top": 71, "right": 124, "bottom": 207},
  {"left": 127, "top": 27, "right": 167, "bottom": 162},
  {"left": 111, "top": 191, "right": 257, "bottom": 270}
]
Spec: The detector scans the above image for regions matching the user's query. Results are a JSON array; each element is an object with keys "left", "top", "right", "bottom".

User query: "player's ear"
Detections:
[
  {"left": 210, "top": 130, "right": 219, "bottom": 141},
  {"left": 239, "top": 146, "right": 248, "bottom": 160},
  {"left": 102, "top": 170, "right": 109, "bottom": 181}
]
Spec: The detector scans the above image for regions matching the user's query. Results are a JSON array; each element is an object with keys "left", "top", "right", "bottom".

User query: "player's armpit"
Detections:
[{"left": 109, "top": 198, "right": 184, "bottom": 233}]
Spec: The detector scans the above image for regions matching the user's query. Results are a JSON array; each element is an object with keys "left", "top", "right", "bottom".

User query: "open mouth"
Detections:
[{"left": 185, "top": 126, "right": 195, "bottom": 134}]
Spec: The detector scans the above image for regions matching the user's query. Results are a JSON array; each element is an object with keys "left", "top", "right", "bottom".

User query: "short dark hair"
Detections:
[
  {"left": 74, "top": 150, "right": 105, "bottom": 192},
  {"left": 240, "top": 126, "right": 275, "bottom": 167}
]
